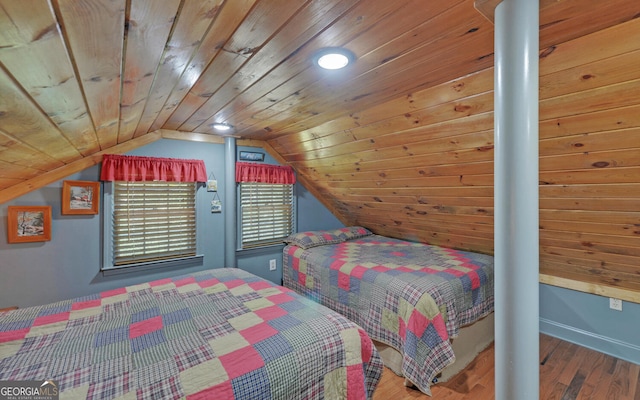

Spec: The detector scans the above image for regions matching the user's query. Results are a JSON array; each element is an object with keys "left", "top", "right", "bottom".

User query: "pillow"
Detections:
[
  {"left": 335, "top": 226, "right": 372, "bottom": 241},
  {"left": 284, "top": 226, "right": 372, "bottom": 249}
]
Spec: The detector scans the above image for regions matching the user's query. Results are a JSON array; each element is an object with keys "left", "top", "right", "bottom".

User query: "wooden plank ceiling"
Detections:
[{"left": 0, "top": 0, "right": 639, "bottom": 299}]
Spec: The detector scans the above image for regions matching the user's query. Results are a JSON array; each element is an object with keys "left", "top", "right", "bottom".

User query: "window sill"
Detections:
[
  {"left": 236, "top": 244, "right": 285, "bottom": 256},
  {"left": 101, "top": 255, "right": 204, "bottom": 276}
]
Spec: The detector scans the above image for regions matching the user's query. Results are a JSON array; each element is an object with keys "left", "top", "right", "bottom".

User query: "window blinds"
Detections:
[
  {"left": 113, "top": 181, "right": 196, "bottom": 265},
  {"left": 240, "top": 182, "right": 293, "bottom": 249}
]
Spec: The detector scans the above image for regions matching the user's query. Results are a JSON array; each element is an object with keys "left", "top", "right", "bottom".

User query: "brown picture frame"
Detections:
[
  {"left": 7, "top": 206, "right": 52, "bottom": 243},
  {"left": 62, "top": 180, "right": 100, "bottom": 215}
]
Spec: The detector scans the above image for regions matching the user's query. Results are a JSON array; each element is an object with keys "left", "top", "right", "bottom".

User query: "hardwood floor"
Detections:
[{"left": 373, "top": 334, "right": 640, "bottom": 399}]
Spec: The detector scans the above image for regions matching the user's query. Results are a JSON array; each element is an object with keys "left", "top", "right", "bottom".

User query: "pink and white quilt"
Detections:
[
  {"left": 283, "top": 229, "right": 494, "bottom": 395},
  {"left": 0, "top": 268, "right": 383, "bottom": 399}
]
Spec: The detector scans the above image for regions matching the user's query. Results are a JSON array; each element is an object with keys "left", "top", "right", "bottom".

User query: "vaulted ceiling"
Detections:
[
  {"left": 0, "top": 0, "right": 634, "bottom": 199},
  {"left": 2, "top": 0, "right": 640, "bottom": 299}
]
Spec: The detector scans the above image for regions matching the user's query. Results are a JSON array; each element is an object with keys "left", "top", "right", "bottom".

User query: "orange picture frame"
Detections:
[
  {"left": 62, "top": 180, "right": 100, "bottom": 215},
  {"left": 7, "top": 206, "right": 52, "bottom": 243}
]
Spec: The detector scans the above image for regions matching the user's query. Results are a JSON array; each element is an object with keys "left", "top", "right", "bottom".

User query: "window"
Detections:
[
  {"left": 239, "top": 182, "right": 295, "bottom": 249},
  {"left": 103, "top": 181, "right": 198, "bottom": 270}
]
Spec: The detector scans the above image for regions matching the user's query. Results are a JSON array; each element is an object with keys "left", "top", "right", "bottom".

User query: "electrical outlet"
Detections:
[
  {"left": 609, "top": 297, "right": 623, "bottom": 311},
  {"left": 269, "top": 259, "right": 277, "bottom": 271}
]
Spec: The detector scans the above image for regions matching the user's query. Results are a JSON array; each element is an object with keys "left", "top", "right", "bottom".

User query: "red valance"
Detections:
[
  {"left": 236, "top": 162, "right": 296, "bottom": 184},
  {"left": 100, "top": 154, "right": 207, "bottom": 182}
]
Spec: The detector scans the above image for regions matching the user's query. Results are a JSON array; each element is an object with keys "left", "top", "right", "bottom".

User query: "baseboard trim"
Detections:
[{"left": 540, "top": 318, "right": 640, "bottom": 365}]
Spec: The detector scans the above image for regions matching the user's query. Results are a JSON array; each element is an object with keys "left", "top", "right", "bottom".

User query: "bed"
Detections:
[
  {"left": 0, "top": 268, "right": 383, "bottom": 399},
  {"left": 282, "top": 227, "right": 495, "bottom": 396}
]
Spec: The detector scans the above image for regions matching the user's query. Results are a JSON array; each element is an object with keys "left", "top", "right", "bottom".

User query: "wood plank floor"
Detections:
[{"left": 373, "top": 334, "right": 640, "bottom": 399}]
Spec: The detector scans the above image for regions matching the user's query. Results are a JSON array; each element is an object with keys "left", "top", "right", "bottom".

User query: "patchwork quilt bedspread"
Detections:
[
  {"left": 283, "top": 233, "right": 494, "bottom": 395},
  {"left": 0, "top": 268, "right": 382, "bottom": 399}
]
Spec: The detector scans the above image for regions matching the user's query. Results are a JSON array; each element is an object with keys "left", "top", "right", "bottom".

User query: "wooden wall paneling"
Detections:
[
  {"left": 54, "top": 0, "right": 125, "bottom": 149},
  {"left": 162, "top": 0, "right": 307, "bottom": 131},
  {"left": 539, "top": 17, "right": 640, "bottom": 77},
  {"left": 362, "top": 224, "right": 494, "bottom": 250},
  {"left": 0, "top": 159, "right": 43, "bottom": 181},
  {"left": 331, "top": 184, "right": 493, "bottom": 200},
  {"left": 234, "top": 0, "right": 459, "bottom": 139},
  {"left": 298, "top": 159, "right": 494, "bottom": 182},
  {"left": 324, "top": 173, "right": 495, "bottom": 189},
  {"left": 317, "top": 162, "right": 493, "bottom": 183},
  {"left": 0, "top": 0, "right": 99, "bottom": 156},
  {"left": 358, "top": 215, "right": 494, "bottom": 239},
  {"left": 271, "top": 97, "right": 494, "bottom": 158},
  {"left": 541, "top": 167, "right": 640, "bottom": 186},
  {"left": 540, "top": 231, "right": 640, "bottom": 259},
  {"left": 540, "top": 79, "right": 640, "bottom": 121},
  {"left": 363, "top": 224, "right": 494, "bottom": 253},
  {"left": 346, "top": 196, "right": 495, "bottom": 212},
  {"left": 117, "top": 0, "right": 181, "bottom": 142},
  {"left": 540, "top": 197, "right": 639, "bottom": 213},
  {"left": 538, "top": 0, "right": 640, "bottom": 50},
  {"left": 541, "top": 245, "right": 640, "bottom": 272},
  {"left": 351, "top": 200, "right": 494, "bottom": 223},
  {"left": 539, "top": 104, "right": 640, "bottom": 140},
  {"left": 541, "top": 184, "right": 640, "bottom": 199},
  {"left": 227, "top": 0, "right": 458, "bottom": 135},
  {"left": 148, "top": 0, "right": 261, "bottom": 132},
  {"left": 0, "top": 128, "right": 63, "bottom": 172},
  {"left": 540, "top": 50, "right": 640, "bottom": 100},
  {"left": 280, "top": 67, "right": 494, "bottom": 148},
  {"left": 248, "top": 18, "right": 494, "bottom": 139},
  {"left": 336, "top": 202, "right": 494, "bottom": 225},
  {"left": 540, "top": 209, "right": 640, "bottom": 225},
  {"left": 302, "top": 146, "right": 494, "bottom": 173},
  {"left": 339, "top": 197, "right": 493, "bottom": 221},
  {"left": 540, "top": 127, "right": 640, "bottom": 157},
  {"left": 540, "top": 259, "right": 640, "bottom": 292},
  {"left": 540, "top": 148, "right": 640, "bottom": 172},
  {"left": 0, "top": 178, "right": 22, "bottom": 189},
  {"left": 234, "top": 0, "right": 492, "bottom": 137},
  {"left": 0, "top": 0, "right": 636, "bottom": 299},
  {"left": 133, "top": 0, "right": 226, "bottom": 137},
  {"left": 285, "top": 128, "right": 493, "bottom": 166},
  {"left": 540, "top": 217, "right": 640, "bottom": 239},
  {"left": 277, "top": 95, "right": 494, "bottom": 161},
  {"left": 191, "top": 0, "right": 365, "bottom": 133},
  {"left": 0, "top": 69, "right": 81, "bottom": 164},
  {"left": 0, "top": 131, "right": 162, "bottom": 205}
]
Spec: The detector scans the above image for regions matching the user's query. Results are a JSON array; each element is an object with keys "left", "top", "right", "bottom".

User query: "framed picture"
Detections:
[
  {"left": 62, "top": 180, "right": 100, "bottom": 215},
  {"left": 7, "top": 206, "right": 52, "bottom": 243},
  {"left": 211, "top": 199, "right": 222, "bottom": 213},
  {"left": 239, "top": 151, "right": 265, "bottom": 162}
]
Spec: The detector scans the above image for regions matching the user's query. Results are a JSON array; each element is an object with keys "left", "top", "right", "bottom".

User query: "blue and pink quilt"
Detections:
[
  {"left": 0, "top": 268, "right": 383, "bottom": 399},
  {"left": 283, "top": 229, "right": 494, "bottom": 395}
]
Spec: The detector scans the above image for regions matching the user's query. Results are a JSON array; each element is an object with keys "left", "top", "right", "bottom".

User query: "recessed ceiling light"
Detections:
[
  {"left": 212, "top": 123, "right": 232, "bottom": 131},
  {"left": 314, "top": 47, "right": 355, "bottom": 70}
]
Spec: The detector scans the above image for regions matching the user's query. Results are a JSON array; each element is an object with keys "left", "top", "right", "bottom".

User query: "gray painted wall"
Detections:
[
  {"left": 0, "top": 139, "right": 637, "bottom": 365},
  {"left": 0, "top": 139, "right": 342, "bottom": 307},
  {"left": 234, "top": 145, "right": 343, "bottom": 283},
  {"left": 540, "top": 283, "right": 640, "bottom": 364}
]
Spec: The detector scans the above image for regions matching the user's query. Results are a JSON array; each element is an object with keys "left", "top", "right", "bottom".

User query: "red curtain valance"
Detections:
[
  {"left": 100, "top": 154, "right": 207, "bottom": 182},
  {"left": 236, "top": 162, "right": 296, "bottom": 184}
]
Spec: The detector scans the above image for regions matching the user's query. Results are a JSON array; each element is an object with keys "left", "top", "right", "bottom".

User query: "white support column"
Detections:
[
  {"left": 224, "top": 137, "right": 237, "bottom": 268},
  {"left": 494, "top": 0, "right": 539, "bottom": 399}
]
